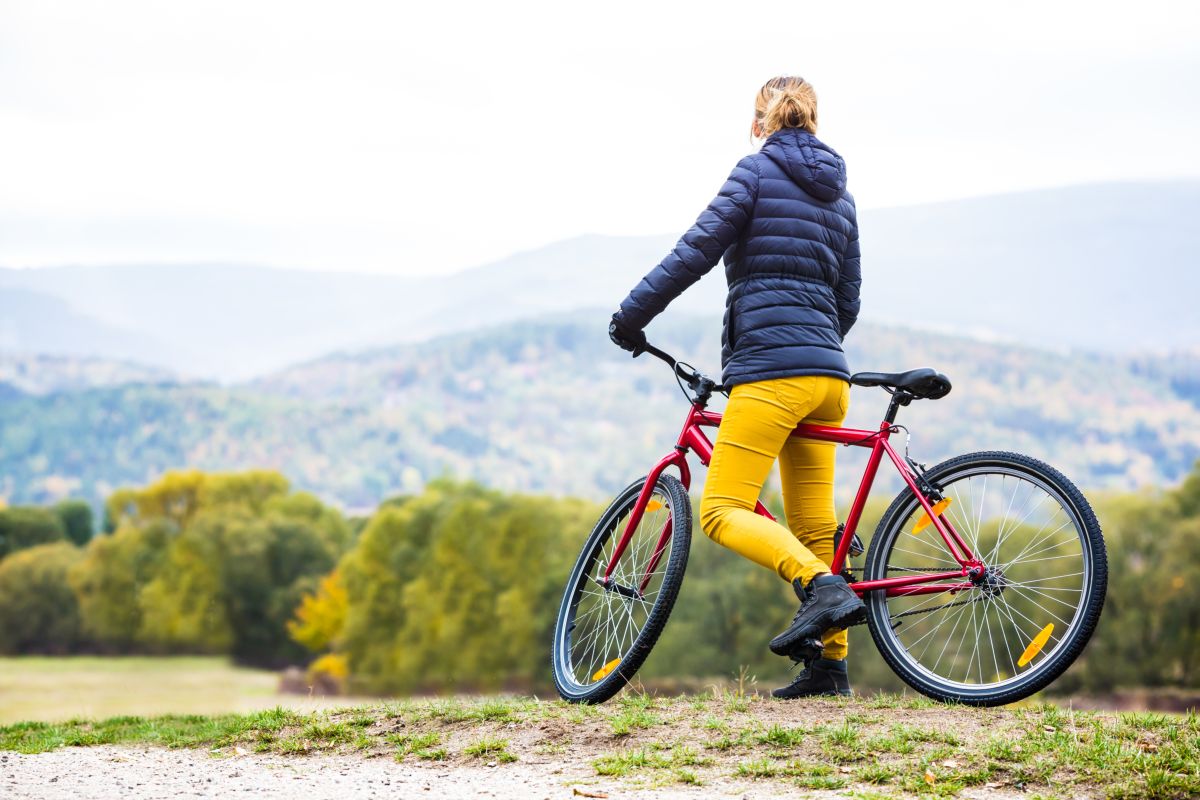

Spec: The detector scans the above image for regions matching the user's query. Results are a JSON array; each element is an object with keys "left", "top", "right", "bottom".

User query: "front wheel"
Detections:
[
  {"left": 552, "top": 474, "right": 691, "bottom": 704},
  {"left": 864, "top": 451, "right": 1107, "bottom": 706}
]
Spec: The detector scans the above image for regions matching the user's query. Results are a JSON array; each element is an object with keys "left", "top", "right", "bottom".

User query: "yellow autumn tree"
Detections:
[{"left": 288, "top": 569, "right": 348, "bottom": 653}]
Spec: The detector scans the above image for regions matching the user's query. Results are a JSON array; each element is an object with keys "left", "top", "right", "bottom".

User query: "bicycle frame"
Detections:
[{"left": 602, "top": 401, "right": 986, "bottom": 599}]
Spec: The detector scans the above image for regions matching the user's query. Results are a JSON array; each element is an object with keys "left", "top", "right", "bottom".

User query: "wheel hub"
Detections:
[{"left": 978, "top": 566, "right": 1007, "bottom": 598}]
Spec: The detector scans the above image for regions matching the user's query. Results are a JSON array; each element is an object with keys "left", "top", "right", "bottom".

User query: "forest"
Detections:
[{"left": 0, "top": 464, "right": 1196, "bottom": 695}]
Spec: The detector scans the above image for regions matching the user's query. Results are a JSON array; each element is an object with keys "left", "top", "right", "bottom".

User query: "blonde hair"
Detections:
[{"left": 755, "top": 76, "right": 818, "bottom": 137}]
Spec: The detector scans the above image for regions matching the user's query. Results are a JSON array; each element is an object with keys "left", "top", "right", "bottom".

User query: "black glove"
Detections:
[{"left": 608, "top": 311, "right": 647, "bottom": 357}]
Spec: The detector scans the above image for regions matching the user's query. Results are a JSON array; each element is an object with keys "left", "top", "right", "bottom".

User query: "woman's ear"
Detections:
[{"left": 750, "top": 118, "right": 763, "bottom": 139}]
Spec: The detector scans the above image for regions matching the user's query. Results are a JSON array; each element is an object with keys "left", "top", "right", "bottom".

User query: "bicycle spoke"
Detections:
[
  {"left": 561, "top": 488, "right": 680, "bottom": 689},
  {"left": 875, "top": 463, "right": 1093, "bottom": 695}
]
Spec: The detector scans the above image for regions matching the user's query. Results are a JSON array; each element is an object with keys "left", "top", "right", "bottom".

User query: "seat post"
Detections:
[{"left": 883, "top": 390, "right": 913, "bottom": 424}]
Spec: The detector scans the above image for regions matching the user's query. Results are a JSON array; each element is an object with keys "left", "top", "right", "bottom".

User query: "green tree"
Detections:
[
  {"left": 220, "top": 515, "right": 338, "bottom": 664},
  {"left": 337, "top": 478, "right": 596, "bottom": 693},
  {"left": 94, "top": 471, "right": 351, "bottom": 663},
  {"left": 0, "top": 506, "right": 66, "bottom": 560},
  {"left": 69, "top": 521, "right": 171, "bottom": 647},
  {"left": 1063, "top": 484, "right": 1200, "bottom": 691},
  {"left": 55, "top": 499, "right": 95, "bottom": 546},
  {"left": 137, "top": 513, "right": 234, "bottom": 652},
  {"left": 0, "top": 542, "right": 85, "bottom": 653}
]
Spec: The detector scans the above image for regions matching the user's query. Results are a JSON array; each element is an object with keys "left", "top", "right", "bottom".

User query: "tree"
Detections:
[
  {"left": 69, "top": 521, "right": 170, "bottom": 647},
  {"left": 0, "top": 542, "right": 84, "bottom": 653},
  {"left": 0, "top": 506, "right": 65, "bottom": 560},
  {"left": 288, "top": 570, "right": 348, "bottom": 653},
  {"left": 220, "top": 515, "right": 338, "bottom": 664},
  {"left": 337, "top": 478, "right": 597, "bottom": 693},
  {"left": 74, "top": 470, "right": 348, "bottom": 663},
  {"left": 55, "top": 499, "right": 95, "bottom": 546},
  {"left": 137, "top": 513, "right": 234, "bottom": 653}
]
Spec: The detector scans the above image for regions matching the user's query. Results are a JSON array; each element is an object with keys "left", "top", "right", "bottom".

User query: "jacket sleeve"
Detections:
[
  {"left": 836, "top": 205, "right": 862, "bottom": 340},
  {"left": 617, "top": 157, "right": 759, "bottom": 330}
]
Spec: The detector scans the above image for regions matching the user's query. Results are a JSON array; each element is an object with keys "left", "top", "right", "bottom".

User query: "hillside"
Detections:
[
  {"left": 0, "top": 352, "right": 175, "bottom": 397},
  {"left": 1, "top": 314, "right": 1197, "bottom": 510},
  {"left": 2, "top": 180, "right": 1197, "bottom": 379}
]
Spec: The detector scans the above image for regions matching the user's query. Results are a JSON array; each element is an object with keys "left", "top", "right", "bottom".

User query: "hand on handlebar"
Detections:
[{"left": 608, "top": 311, "right": 647, "bottom": 357}]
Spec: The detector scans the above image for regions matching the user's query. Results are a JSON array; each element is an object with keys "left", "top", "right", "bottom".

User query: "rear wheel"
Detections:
[
  {"left": 552, "top": 474, "right": 691, "bottom": 704},
  {"left": 864, "top": 451, "right": 1106, "bottom": 706}
]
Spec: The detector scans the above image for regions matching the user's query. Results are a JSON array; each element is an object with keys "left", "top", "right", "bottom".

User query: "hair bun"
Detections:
[{"left": 756, "top": 76, "right": 818, "bottom": 137}]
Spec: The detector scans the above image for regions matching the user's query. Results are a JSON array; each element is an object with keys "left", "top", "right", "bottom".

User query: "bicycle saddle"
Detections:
[{"left": 850, "top": 368, "right": 952, "bottom": 400}]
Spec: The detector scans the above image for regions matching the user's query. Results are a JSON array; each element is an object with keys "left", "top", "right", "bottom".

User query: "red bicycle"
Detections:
[{"left": 552, "top": 343, "right": 1106, "bottom": 706}]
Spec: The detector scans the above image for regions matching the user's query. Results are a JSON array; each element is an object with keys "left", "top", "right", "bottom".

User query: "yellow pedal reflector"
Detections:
[
  {"left": 913, "top": 498, "right": 952, "bottom": 533},
  {"left": 1018, "top": 623, "right": 1055, "bottom": 667},
  {"left": 592, "top": 659, "right": 621, "bottom": 681},
  {"left": 645, "top": 499, "right": 663, "bottom": 512}
]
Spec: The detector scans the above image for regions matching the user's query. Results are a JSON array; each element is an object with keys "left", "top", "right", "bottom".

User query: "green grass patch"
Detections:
[
  {"left": 593, "top": 746, "right": 711, "bottom": 777},
  {"left": 609, "top": 705, "right": 660, "bottom": 736},
  {"left": 0, "top": 707, "right": 303, "bottom": 754},
  {"left": 758, "top": 723, "right": 806, "bottom": 748},
  {"left": 388, "top": 731, "right": 443, "bottom": 761},
  {"left": 301, "top": 721, "right": 353, "bottom": 745},
  {"left": 462, "top": 736, "right": 516, "bottom": 763}
]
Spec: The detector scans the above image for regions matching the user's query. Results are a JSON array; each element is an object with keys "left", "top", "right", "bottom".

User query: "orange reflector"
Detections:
[
  {"left": 592, "top": 659, "right": 621, "bottom": 681},
  {"left": 914, "top": 498, "right": 952, "bottom": 533},
  {"left": 1017, "top": 623, "right": 1055, "bottom": 667},
  {"left": 645, "top": 499, "right": 663, "bottom": 512}
]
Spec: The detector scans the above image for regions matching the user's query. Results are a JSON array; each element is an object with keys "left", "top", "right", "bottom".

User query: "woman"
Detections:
[{"left": 608, "top": 75, "right": 864, "bottom": 699}]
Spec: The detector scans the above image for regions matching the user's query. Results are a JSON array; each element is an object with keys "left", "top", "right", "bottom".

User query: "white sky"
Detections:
[{"left": 1, "top": 0, "right": 1198, "bottom": 274}]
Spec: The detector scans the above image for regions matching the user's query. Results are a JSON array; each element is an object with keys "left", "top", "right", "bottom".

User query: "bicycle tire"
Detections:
[
  {"left": 863, "top": 451, "right": 1106, "bottom": 706},
  {"left": 552, "top": 474, "right": 691, "bottom": 704}
]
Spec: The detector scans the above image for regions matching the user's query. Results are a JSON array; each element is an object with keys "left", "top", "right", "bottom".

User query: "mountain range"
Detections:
[
  {"left": 2, "top": 179, "right": 1197, "bottom": 511},
  {"left": 2, "top": 180, "right": 1197, "bottom": 381},
  {"left": 2, "top": 313, "right": 1198, "bottom": 513}
]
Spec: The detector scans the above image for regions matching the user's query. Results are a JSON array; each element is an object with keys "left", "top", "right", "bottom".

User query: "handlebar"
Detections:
[{"left": 640, "top": 342, "right": 726, "bottom": 401}]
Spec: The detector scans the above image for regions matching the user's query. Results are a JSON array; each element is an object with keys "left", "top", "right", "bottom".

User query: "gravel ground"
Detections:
[{"left": 2, "top": 746, "right": 838, "bottom": 800}]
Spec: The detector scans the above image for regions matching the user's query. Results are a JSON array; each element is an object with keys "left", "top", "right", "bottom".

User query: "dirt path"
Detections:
[{"left": 3, "top": 744, "right": 1020, "bottom": 800}]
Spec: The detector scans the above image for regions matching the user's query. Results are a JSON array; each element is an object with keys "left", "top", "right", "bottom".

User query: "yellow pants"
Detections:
[{"left": 698, "top": 374, "right": 851, "bottom": 660}]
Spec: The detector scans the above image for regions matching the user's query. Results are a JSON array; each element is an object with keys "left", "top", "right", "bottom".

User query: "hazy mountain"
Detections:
[
  {"left": 0, "top": 352, "right": 175, "bottom": 396},
  {"left": 858, "top": 180, "right": 1200, "bottom": 351},
  {"left": 2, "top": 181, "right": 1196, "bottom": 379},
  {"left": 2, "top": 313, "right": 1197, "bottom": 512},
  {"left": 0, "top": 289, "right": 176, "bottom": 366}
]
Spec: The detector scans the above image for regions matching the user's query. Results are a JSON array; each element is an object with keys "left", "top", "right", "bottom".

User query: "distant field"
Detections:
[{"left": 0, "top": 656, "right": 371, "bottom": 724}]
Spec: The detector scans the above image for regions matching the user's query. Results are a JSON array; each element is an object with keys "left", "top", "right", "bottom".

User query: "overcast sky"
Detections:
[{"left": 1, "top": 1, "right": 1197, "bottom": 274}]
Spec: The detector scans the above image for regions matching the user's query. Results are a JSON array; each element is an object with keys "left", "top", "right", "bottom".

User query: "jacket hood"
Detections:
[{"left": 759, "top": 128, "right": 847, "bottom": 202}]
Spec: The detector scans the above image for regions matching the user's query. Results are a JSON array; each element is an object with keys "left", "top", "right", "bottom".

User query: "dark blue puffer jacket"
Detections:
[{"left": 617, "top": 127, "right": 861, "bottom": 387}]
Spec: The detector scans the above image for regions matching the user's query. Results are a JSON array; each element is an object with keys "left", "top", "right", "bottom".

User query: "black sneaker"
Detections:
[
  {"left": 768, "top": 573, "right": 866, "bottom": 658},
  {"left": 772, "top": 657, "right": 853, "bottom": 699}
]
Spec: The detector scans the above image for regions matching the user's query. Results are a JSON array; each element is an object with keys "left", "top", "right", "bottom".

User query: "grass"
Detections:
[
  {"left": 0, "top": 691, "right": 1196, "bottom": 799},
  {"left": 463, "top": 736, "right": 517, "bottom": 763},
  {"left": 0, "top": 656, "right": 364, "bottom": 724},
  {"left": 608, "top": 692, "right": 661, "bottom": 736},
  {"left": 594, "top": 746, "right": 712, "bottom": 777},
  {"left": 0, "top": 706, "right": 301, "bottom": 754},
  {"left": 389, "top": 731, "right": 444, "bottom": 761}
]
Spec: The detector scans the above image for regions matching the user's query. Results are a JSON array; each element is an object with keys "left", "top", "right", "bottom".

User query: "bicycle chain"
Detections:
[
  {"left": 887, "top": 592, "right": 986, "bottom": 622},
  {"left": 877, "top": 567, "right": 985, "bottom": 622}
]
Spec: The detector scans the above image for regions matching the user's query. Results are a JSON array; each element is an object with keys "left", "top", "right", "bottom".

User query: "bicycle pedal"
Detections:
[
  {"left": 834, "top": 523, "right": 864, "bottom": 558},
  {"left": 788, "top": 637, "right": 825, "bottom": 667}
]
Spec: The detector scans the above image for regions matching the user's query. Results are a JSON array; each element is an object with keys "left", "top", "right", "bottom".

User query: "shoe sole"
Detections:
[
  {"left": 769, "top": 599, "right": 867, "bottom": 657},
  {"left": 772, "top": 688, "right": 854, "bottom": 700}
]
